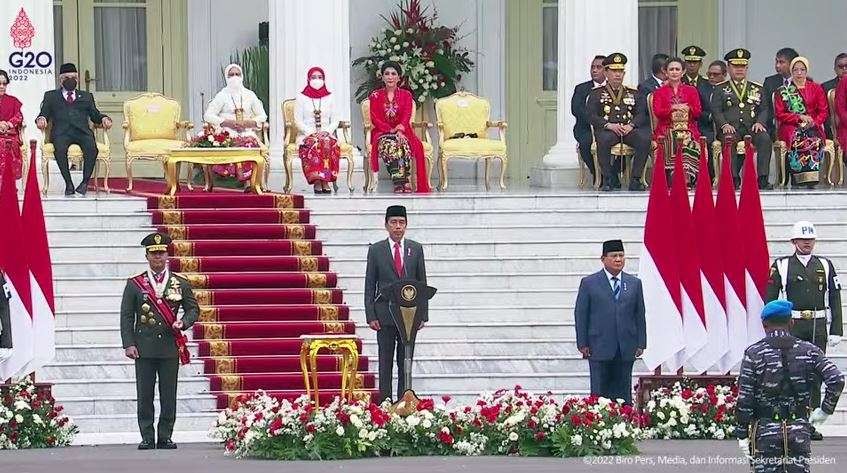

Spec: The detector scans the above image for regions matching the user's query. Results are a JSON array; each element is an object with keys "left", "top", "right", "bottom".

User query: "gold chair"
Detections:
[
  {"left": 282, "top": 99, "right": 354, "bottom": 194},
  {"left": 434, "top": 91, "right": 508, "bottom": 191},
  {"left": 827, "top": 88, "right": 844, "bottom": 186},
  {"left": 40, "top": 121, "right": 111, "bottom": 195},
  {"left": 773, "top": 90, "right": 836, "bottom": 187},
  {"left": 17, "top": 124, "right": 28, "bottom": 182},
  {"left": 361, "top": 99, "right": 434, "bottom": 193},
  {"left": 122, "top": 93, "right": 193, "bottom": 191}
]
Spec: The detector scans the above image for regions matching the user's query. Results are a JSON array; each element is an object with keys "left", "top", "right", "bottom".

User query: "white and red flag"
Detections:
[
  {"left": 738, "top": 143, "right": 769, "bottom": 344},
  {"left": 639, "top": 154, "right": 685, "bottom": 372}
]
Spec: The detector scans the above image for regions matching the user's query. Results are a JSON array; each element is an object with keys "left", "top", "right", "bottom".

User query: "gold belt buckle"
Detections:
[{"left": 801, "top": 310, "right": 813, "bottom": 320}]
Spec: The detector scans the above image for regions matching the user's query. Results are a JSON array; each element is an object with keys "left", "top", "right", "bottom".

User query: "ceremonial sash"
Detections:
[{"left": 130, "top": 274, "right": 190, "bottom": 365}]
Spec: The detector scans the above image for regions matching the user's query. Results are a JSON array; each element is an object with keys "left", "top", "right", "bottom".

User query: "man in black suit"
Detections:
[
  {"left": 637, "top": 53, "right": 668, "bottom": 98},
  {"left": 365, "top": 205, "right": 427, "bottom": 403},
  {"left": 822, "top": 53, "right": 847, "bottom": 140},
  {"left": 35, "top": 63, "right": 112, "bottom": 196},
  {"left": 0, "top": 275, "right": 11, "bottom": 361},
  {"left": 762, "top": 48, "right": 799, "bottom": 140},
  {"left": 574, "top": 239, "right": 646, "bottom": 405},
  {"left": 571, "top": 55, "right": 607, "bottom": 181}
]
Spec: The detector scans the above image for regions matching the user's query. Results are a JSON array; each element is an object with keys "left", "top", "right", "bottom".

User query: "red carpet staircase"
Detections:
[{"left": 145, "top": 193, "right": 376, "bottom": 409}]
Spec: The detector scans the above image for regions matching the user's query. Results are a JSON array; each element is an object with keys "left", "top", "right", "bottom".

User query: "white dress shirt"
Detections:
[
  {"left": 795, "top": 253, "right": 813, "bottom": 267},
  {"left": 388, "top": 238, "right": 405, "bottom": 265},
  {"left": 604, "top": 269, "right": 623, "bottom": 292},
  {"left": 294, "top": 93, "right": 339, "bottom": 146}
]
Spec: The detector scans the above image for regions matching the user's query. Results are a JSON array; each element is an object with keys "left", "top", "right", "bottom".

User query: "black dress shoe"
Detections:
[
  {"left": 810, "top": 429, "right": 823, "bottom": 441},
  {"left": 156, "top": 439, "right": 177, "bottom": 449},
  {"left": 601, "top": 184, "right": 613, "bottom": 192},
  {"left": 628, "top": 181, "right": 646, "bottom": 191},
  {"left": 137, "top": 440, "right": 155, "bottom": 450},
  {"left": 733, "top": 177, "right": 741, "bottom": 189},
  {"left": 757, "top": 177, "right": 773, "bottom": 190},
  {"left": 64, "top": 185, "right": 76, "bottom": 196},
  {"left": 75, "top": 183, "right": 88, "bottom": 196}
]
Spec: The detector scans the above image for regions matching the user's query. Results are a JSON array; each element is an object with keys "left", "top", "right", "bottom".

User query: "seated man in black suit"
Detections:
[
  {"left": 762, "top": 47, "right": 799, "bottom": 140},
  {"left": 571, "top": 55, "right": 607, "bottom": 182},
  {"left": 35, "top": 63, "right": 112, "bottom": 196},
  {"left": 638, "top": 53, "right": 668, "bottom": 98},
  {"left": 822, "top": 53, "right": 847, "bottom": 140}
]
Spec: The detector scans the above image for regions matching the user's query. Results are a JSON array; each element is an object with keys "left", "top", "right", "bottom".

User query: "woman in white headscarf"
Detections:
[{"left": 204, "top": 63, "right": 267, "bottom": 183}]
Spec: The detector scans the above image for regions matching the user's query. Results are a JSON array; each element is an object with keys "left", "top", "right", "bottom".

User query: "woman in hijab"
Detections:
[
  {"left": 774, "top": 56, "right": 829, "bottom": 188},
  {"left": 204, "top": 63, "right": 268, "bottom": 184},
  {"left": 294, "top": 67, "right": 340, "bottom": 194},
  {"left": 368, "top": 61, "right": 431, "bottom": 193},
  {"left": 0, "top": 70, "right": 24, "bottom": 183}
]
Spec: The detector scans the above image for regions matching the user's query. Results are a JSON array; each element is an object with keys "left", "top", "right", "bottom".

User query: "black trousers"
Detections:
[
  {"left": 576, "top": 135, "right": 596, "bottom": 176},
  {"left": 135, "top": 357, "right": 179, "bottom": 442},
  {"left": 719, "top": 126, "right": 772, "bottom": 178},
  {"left": 52, "top": 131, "right": 98, "bottom": 188},
  {"left": 588, "top": 350, "right": 635, "bottom": 404},
  {"left": 595, "top": 129, "right": 650, "bottom": 182},
  {"left": 376, "top": 323, "right": 413, "bottom": 403}
]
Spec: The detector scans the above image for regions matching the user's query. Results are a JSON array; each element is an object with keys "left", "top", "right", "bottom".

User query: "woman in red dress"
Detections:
[
  {"left": 368, "top": 61, "right": 431, "bottom": 193},
  {"left": 651, "top": 57, "right": 703, "bottom": 185},
  {"left": 0, "top": 70, "right": 24, "bottom": 184},
  {"left": 774, "top": 56, "right": 829, "bottom": 188}
]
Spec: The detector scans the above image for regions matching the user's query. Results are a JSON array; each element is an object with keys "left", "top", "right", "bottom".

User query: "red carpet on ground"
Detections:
[{"left": 123, "top": 182, "right": 377, "bottom": 409}]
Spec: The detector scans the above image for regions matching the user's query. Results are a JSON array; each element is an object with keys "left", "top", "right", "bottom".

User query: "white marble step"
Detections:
[
  {"left": 59, "top": 394, "right": 217, "bottom": 416},
  {"left": 44, "top": 212, "right": 151, "bottom": 230},
  {"left": 49, "top": 376, "right": 209, "bottom": 398},
  {"left": 362, "top": 338, "right": 576, "bottom": 357},
  {"left": 304, "top": 191, "right": 847, "bottom": 212},
  {"left": 54, "top": 343, "right": 199, "bottom": 362},
  {"left": 309, "top": 206, "right": 847, "bottom": 227},
  {"left": 39, "top": 360, "right": 205, "bottom": 379},
  {"left": 52, "top": 260, "right": 148, "bottom": 278},
  {"left": 48, "top": 228, "right": 153, "bottom": 246},
  {"left": 41, "top": 196, "right": 148, "bottom": 213},
  {"left": 71, "top": 413, "right": 218, "bottom": 435}
]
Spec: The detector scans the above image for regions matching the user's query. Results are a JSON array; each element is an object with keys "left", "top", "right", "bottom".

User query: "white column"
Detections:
[
  {"left": 535, "top": 0, "right": 639, "bottom": 186},
  {"left": 268, "top": 0, "right": 355, "bottom": 193}
]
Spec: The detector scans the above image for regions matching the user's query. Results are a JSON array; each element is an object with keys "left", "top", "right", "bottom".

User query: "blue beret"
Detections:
[{"left": 761, "top": 300, "right": 793, "bottom": 320}]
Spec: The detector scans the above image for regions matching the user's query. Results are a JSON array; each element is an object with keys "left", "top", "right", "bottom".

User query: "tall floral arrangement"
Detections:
[
  {"left": 353, "top": 0, "right": 474, "bottom": 103},
  {"left": 0, "top": 378, "right": 78, "bottom": 449},
  {"left": 211, "top": 387, "right": 644, "bottom": 460}
]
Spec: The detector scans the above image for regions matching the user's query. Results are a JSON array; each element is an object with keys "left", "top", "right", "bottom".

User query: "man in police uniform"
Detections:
[
  {"left": 736, "top": 300, "right": 844, "bottom": 473},
  {"left": 0, "top": 274, "right": 11, "bottom": 360},
  {"left": 587, "top": 53, "right": 651, "bottom": 192},
  {"left": 765, "top": 221, "right": 843, "bottom": 440},
  {"left": 120, "top": 232, "right": 198, "bottom": 450},
  {"left": 682, "top": 45, "right": 717, "bottom": 178},
  {"left": 711, "top": 48, "right": 773, "bottom": 190}
]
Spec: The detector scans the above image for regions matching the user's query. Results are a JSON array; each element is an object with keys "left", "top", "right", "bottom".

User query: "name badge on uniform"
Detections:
[{"left": 796, "top": 275, "right": 804, "bottom": 281}]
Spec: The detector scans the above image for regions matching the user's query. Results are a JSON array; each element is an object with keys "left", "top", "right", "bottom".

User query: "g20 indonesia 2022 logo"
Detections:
[{"left": 6, "top": 7, "right": 54, "bottom": 81}]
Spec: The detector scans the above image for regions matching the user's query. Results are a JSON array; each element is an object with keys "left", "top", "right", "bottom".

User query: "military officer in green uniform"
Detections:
[
  {"left": 120, "top": 232, "right": 198, "bottom": 450},
  {"left": 711, "top": 48, "right": 773, "bottom": 190},
  {"left": 587, "top": 52, "right": 651, "bottom": 192},
  {"left": 765, "top": 221, "right": 843, "bottom": 440},
  {"left": 682, "top": 45, "right": 718, "bottom": 178}
]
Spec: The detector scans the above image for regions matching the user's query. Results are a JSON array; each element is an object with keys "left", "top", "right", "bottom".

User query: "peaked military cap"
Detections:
[
  {"left": 603, "top": 53, "right": 627, "bottom": 71},
  {"left": 141, "top": 232, "right": 171, "bottom": 252},
  {"left": 682, "top": 45, "right": 707, "bottom": 62},
  {"left": 724, "top": 48, "right": 751, "bottom": 66}
]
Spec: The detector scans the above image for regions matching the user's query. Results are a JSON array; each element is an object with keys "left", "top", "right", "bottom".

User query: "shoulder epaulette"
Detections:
[{"left": 749, "top": 80, "right": 763, "bottom": 87}]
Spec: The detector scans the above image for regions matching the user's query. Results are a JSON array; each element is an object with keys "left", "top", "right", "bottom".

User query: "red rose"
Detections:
[
  {"left": 681, "top": 388, "right": 693, "bottom": 400},
  {"left": 268, "top": 417, "right": 283, "bottom": 434},
  {"left": 417, "top": 398, "right": 435, "bottom": 412},
  {"left": 305, "top": 423, "right": 317, "bottom": 433},
  {"left": 480, "top": 405, "right": 501, "bottom": 423},
  {"left": 441, "top": 395, "right": 452, "bottom": 404},
  {"left": 570, "top": 415, "right": 582, "bottom": 427},
  {"left": 528, "top": 419, "right": 538, "bottom": 429},
  {"left": 336, "top": 411, "right": 350, "bottom": 425},
  {"left": 437, "top": 431, "right": 454, "bottom": 445},
  {"left": 534, "top": 431, "right": 546, "bottom": 441},
  {"left": 225, "top": 439, "right": 237, "bottom": 451},
  {"left": 299, "top": 412, "right": 310, "bottom": 423}
]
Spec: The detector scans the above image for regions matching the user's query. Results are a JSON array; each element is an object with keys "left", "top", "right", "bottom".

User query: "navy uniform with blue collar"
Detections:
[
  {"left": 574, "top": 239, "right": 646, "bottom": 404},
  {"left": 735, "top": 300, "right": 844, "bottom": 473}
]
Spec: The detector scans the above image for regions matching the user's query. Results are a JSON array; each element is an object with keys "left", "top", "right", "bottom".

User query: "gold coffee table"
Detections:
[
  {"left": 299, "top": 334, "right": 360, "bottom": 405},
  {"left": 165, "top": 147, "right": 266, "bottom": 196}
]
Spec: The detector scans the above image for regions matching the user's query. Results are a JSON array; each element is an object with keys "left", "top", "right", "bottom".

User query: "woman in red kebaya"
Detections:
[
  {"left": 651, "top": 57, "right": 703, "bottom": 186},
  {"left": 368, "top": 61, "right": 431, "bottom": 193},
  {"left": 0, "top": 70, "right": 24, "bottom": 183}
]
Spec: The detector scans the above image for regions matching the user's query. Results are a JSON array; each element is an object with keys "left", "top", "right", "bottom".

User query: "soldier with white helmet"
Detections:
[{"left": 766, "top": 220, "right": 843, "bottom": 440}]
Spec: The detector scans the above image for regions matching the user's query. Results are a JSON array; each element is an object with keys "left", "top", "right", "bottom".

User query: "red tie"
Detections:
[
  {"left": 66, "top": 91, "right": 74, "bottom": 104},
  {"left": 154, "top": 271, "right": 165, "bottom": 284},
  {"left": 393, "top": 242, "right": 404, "bottom": 277}
]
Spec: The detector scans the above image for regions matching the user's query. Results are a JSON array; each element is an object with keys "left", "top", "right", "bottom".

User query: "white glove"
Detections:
[
  {"left": 828, "top": 335, "right": 841, "bottom": 347},
  {"left": 0, "top": 348, "right": 12, "bottom": 361},
  {"left": 809, "top": 408, "right": 830, "bottom": 425},
  {"left": 738, "top": 438, "right": 751, "bottom": 460}
]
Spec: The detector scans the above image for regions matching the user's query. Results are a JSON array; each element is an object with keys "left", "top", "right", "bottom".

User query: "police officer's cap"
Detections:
[
  {"left": 761, "top": 300, "right": 793, "bottom": 321},
  {"left": 603, "top": 53, "right": 627, "bottom": 71},
  {"left": 724, "top": 48, "right": 751, "bottom": 66},
  {"left": 141, "top": 232, "right": 171, "bottom": 253},
  {"left": 682, "top": 46, "right": 707, "bottom": 62}
]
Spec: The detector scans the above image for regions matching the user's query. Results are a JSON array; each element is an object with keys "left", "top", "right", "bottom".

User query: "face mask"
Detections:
[
  {"left": 63, "top": 77, "right": 77, "bottom": 90},
  {"left": 309, "top": 79, "right": 324, "bottom": 90},
  {"left": 226, "top": 76, "right": 243, "bottom": 89}
]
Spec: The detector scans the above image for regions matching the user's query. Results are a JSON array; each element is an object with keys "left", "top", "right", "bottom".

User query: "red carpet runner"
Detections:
[{"left": 132, "top": 186, "right": 377, "bottom": 409}]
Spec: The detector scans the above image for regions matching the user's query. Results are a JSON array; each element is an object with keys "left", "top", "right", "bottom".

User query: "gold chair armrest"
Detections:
[
  {"left": 261, "top": 122, "right": 270, "bottom": 146},
  {"left": 338, "top": 121, "right": 352, "bottom": 144},
  {"left": 436, "top": 121, "right": 446, "bottom": 146},
  {"left": 121, "top": 122, "right": 129, "bottom": 129},
  {"left": 283, "top": 121, "right": 294, "bottom": 147},
  {"left": 487, "top": 119, "right": 508, "bottom": 141},
  {"left": 122, "top": 121, "right": 131, "bottom": 149},
  {"left": 411, "top": 121, "right": 433, "bottom": 144}
]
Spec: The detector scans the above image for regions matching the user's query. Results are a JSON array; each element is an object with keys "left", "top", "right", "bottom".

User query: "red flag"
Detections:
[
  {"left": 738, "top": 141, "right": 768, "bottom": 343},
  {"left": 22, "top": 141, "right": 55, "bottom": 370},
  {"left": 639, "top": 153, "right": 685, "bottom": 371},
  {"left": 669, "top": 147, "right": 707, "bottom": 370},
  {"left": 0, "top": 152, "right": 33, "bottom": 380},
  {"left": 715, "top": 145, "right": 748, "bottom": 370},
  {"left": 691, "top": 153, "right": 729, "bottom": 371}
]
